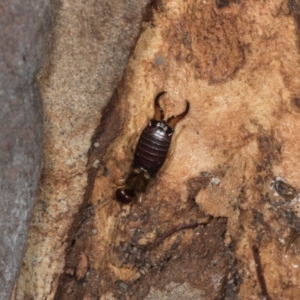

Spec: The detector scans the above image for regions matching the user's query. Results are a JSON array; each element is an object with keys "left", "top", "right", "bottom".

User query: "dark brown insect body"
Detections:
[{"left": 116, "top": 91, "right": 190, "bottom": 204}]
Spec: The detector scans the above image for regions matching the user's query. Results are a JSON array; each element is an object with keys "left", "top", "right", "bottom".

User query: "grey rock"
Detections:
[{"left": 0, "top": 0, "right": 50, "bottom": 299}]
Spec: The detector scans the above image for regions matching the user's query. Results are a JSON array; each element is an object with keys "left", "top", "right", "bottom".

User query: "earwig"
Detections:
[{"left": 116, "top": 91, "right": 190, "bottom": 204}]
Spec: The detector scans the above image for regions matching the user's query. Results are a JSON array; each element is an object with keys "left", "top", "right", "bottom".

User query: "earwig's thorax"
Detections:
[{"left": 147, "top": 119, "right": 174, "bottom": 137}]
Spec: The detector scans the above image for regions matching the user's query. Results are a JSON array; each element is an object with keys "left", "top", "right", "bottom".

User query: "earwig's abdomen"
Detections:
[{"left": 133, "top": 119, "right": 174, "bottom": 177}]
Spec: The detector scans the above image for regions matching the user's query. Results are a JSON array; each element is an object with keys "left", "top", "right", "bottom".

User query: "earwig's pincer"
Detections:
[{"left": 116, "top": 92, "right": 190, "bottom": 204}]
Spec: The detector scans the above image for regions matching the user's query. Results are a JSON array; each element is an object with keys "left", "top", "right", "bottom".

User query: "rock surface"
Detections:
[
  {"left": 16, "top": 0, "right": 148, "bottom": 299},
  {"left": 0, "top": 0, "right": 50, "bottom": 299},
  {"left": 17, "top": 0, "right": 300, "bottom": 299}
]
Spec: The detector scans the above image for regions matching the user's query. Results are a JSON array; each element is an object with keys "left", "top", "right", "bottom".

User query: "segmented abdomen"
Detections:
[{"left": 133, "top": 126, "right": 171, "bottom": 177}]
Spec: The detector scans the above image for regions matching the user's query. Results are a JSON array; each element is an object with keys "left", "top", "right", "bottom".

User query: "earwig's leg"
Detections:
[
  {"left": 136, "top": 193, "right": 143, "bottom": 204},
  {"left": 111, "top": 208, "right": 123, "bottom": 246},
  {"left": 126, "top": 132, "right": 139, "bottom": 159},
  {"left": 167, "top": 100, "right": 190, "bottom": 128},
  {"left": 84, "top": 198, "right": 112, "bottom": 214},
  {"left": 106, "top": 208, "right": 122, "bottom": 263},
  {"left": 117, "top": 133, "right": 138, "bottom": 173},
  {"left": 116, "top": 178, "right": 125, "bottom": 186},
  {"left": 159, "top": 126, "right": 183, "bottom": 173},
  {"left": 154, "top": 91, "right": 166, "bottom": 121},
  {"left": 159, "top": 146, "right": 175, "bottom": 174},
  {"left": 107, "top": 206, "right": 131, "bottom": 263},
  {"left": 118, "top": 133, "right": 137, "bottom": 173},
  {"left": 119, "top": 161, "right": 132, "bottom": 173}
]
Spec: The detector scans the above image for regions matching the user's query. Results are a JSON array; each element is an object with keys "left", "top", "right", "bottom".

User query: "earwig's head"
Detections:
[{"left": 115, "top": 188, "right": 136, "bottom": 204}]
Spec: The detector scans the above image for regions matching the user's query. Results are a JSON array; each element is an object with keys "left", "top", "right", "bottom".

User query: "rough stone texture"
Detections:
[
  {"left": 54, "top": 0, "right": 300, "bottom": 299},
  {"left": 16, "top": 0, "right": 300, "bottom": 299},
  {"left": 16, "top": 0, "right": 148, "bottom": 299},
  {"left": 0, "top": 1, "right": 50, "bottom": 299}
]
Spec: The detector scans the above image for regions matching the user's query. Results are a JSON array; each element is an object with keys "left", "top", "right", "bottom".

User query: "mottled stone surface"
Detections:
[
  {"left": 55, "top": 0, "right": 300, "bottom": 299},
  {"left": 0, "top": 0, "right": 50, "bottom": 299},
  {"left": 16, "top": 0, "right": 300, "bottom": 299},
  {"left": 16, "top": 0, "right": 148, "bottom": 299}
]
